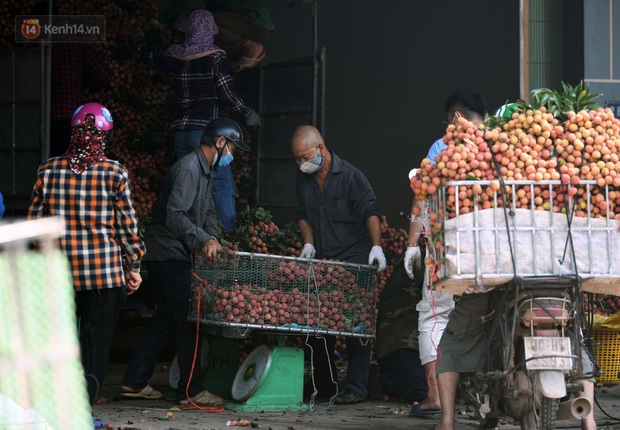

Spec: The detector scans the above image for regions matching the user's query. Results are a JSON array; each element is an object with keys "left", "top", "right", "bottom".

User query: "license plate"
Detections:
[{"left": 523, "top": 337, "right": 572, "bottom": 370}]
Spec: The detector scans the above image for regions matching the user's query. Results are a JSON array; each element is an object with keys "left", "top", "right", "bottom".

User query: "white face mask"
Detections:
[{"left": 298, "top": 148, "right": 324, "bottom": 174}]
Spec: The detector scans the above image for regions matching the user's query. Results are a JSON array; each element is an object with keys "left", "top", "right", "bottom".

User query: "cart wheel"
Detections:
[{"left": 168, "top": 340, "right": 210, "bottom": 389}]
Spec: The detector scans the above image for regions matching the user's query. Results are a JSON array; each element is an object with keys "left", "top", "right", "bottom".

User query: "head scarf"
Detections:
[
  {"left": 167, "top": 9, "right": 222, "bottom": 59},
  {"left": 65, "top": 114, "right": 111, "bottom": 175}
]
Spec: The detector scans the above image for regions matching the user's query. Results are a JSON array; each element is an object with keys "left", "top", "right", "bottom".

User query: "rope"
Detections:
[
  {"left": 489, "top": 147, "right": 517, "bottom": 280},
  {"left": 303, "top": 261, "right": 338, "bottom": 411},
  {"left": 547, "top": 139, "right": 601, "bottom": 379},
  {"left": 427, "top": 285, "right": 441, "bottom": 388},
  {"left": 182, "top": 272, "right": 225, "bottom": 413}
]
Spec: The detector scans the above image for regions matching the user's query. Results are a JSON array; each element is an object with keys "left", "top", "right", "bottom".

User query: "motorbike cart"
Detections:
[
  {"left": 427, "top": 179, "right": 620, "bottom": 430},
  {"left": 466, "top": 276, "right": 591, "bottom": 430}
]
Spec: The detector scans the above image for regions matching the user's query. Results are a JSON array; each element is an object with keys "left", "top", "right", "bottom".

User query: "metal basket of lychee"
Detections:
[{"left": 190, "top": 250, "right": 378, "bottom": 337}]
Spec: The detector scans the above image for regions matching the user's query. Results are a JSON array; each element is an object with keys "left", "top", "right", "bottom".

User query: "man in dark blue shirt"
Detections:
[{"left": 291, "top": 125, "right": 386, "bottom": 404}]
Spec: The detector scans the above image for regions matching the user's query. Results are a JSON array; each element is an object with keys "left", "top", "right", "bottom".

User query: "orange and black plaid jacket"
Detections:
[{"left": 28, "top": 156, "right": 146, "bottom": 291}]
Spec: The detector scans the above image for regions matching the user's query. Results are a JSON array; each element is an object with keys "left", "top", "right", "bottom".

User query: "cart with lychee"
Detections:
[{"left": 411, "top": 83, "right": 620, "bottom": 386}]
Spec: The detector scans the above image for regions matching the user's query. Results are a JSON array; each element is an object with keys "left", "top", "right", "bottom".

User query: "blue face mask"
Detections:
[{"left": 214, "top": 143, "right": 234, "bottom": 168}]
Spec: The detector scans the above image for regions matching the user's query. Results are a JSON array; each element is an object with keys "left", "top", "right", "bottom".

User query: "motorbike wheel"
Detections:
[
  {"left": 539, "top": 396, "right": 558, "bottom": 430},
  {"left": 519, "top": 396, "right": 558, "bottom": 430}
]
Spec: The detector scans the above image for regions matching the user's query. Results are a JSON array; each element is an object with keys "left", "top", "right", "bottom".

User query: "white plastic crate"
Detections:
[{"left": 428, "top": 180, "right": 620, "bottom": 295}]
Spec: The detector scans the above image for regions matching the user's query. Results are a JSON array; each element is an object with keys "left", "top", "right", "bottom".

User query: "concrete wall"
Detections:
[
  {"left": 263, "top": 0, "right": 520, "bottom": 227},
  {"left": 584, "top": 0, "right": 620, "bottom": 112}
]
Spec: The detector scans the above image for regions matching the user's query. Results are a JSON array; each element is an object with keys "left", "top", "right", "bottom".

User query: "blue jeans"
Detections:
[
  {"left": 174, "top": 130, "right": 237, "bottom": 231},
  {"left": 122, "top": 260, "right": 204, "bottom": 400},
  {"left": 377, "top": 348, "right": 427, "bottom": 403}
]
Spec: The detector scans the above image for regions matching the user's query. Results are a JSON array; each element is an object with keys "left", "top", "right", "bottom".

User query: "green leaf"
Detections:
[
  {"left": 561, "top": 81, "right": 572, "bottom": 95},
  {"left": 553, "top": 93, "right": 563, "bottom": 110},
  {"left": 466, "top": 174, "right": 480, "bottom": 180},
  {"left": 577, "top": 89, "right": 587, "bottom": 105}
]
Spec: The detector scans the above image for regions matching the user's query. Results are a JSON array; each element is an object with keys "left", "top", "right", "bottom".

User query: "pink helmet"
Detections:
[{"left": 71, "top": 103, "right": 113, "bottom": 131}]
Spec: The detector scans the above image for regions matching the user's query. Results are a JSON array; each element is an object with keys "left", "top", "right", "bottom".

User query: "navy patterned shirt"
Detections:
[{"left": 137, "top": 41, "right": 251, "bottom": 130}]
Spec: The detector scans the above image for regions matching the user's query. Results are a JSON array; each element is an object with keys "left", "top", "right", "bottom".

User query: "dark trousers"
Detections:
[
  {"left": 50, "top": 119, "right": 71, "bottom": 157},
  {"left": 306, "top": 335, "right": 371, "bottom": 398},
  {"left": 378, "top": 348, "right": 428, "bottom": 403},
  {"left": 122, "top": 260, "right": 204, "bottom": 400},
  {"left": 76, "top": 288, "right": 126, "bottom": 406},
  {"left": 212, "top": 11, "right": 270, "bottom": 61}
]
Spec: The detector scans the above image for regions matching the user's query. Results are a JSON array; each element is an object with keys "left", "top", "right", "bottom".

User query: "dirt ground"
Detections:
[
  {"left": 95, "top": 360, "right": 620, "bottom": 430},
  {"left": 93, "top": 308, "right": 620, "bottom": 430}
]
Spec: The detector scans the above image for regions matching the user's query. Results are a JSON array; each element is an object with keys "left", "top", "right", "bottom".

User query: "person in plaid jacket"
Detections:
[
  {"left": 135, "top": 9, "right": 259, "bottom": 231},
  {"left": 28, "top": 103, "right": 146, "bottom": 410}
]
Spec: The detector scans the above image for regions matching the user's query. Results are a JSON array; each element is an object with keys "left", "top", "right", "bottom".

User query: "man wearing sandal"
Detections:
[
  {"left": 120, "top": 117, "right": 250, "bottom": 406},
  {"left": 405, "top": 89, "right": 486, "bottom": 417}
]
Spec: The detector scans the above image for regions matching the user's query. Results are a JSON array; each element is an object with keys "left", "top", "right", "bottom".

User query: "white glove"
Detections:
[
  {"left": 368, "top": 246, "right": 386, "bottom": 272},
  {"left": 404, "top": 245, "right": 422, "bottom": 280},
  {"left": 299, "top": 243, "right": 316, "bottom": 259},
  {"left": 245, "top": 108, "right": 261, "bottom": 127}
]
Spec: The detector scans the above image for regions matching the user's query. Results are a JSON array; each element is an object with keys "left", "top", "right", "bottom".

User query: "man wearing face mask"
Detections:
[
  {"left": 121, "top": 117, "right": 249, "bottom": 406},
  {"left": 291, "top": 125, "right": 386, "bottom": 404}
]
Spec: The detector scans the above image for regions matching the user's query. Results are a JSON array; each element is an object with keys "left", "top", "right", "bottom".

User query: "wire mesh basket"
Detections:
[
  {"left": 428, "top": 180, "right": 620, "bottom": 295},
  {"left": 0, "top": 218, "right": 92, "bottom": 430},
  {"left": 190, "top": 250, "right": 378, "bottom": 338}
]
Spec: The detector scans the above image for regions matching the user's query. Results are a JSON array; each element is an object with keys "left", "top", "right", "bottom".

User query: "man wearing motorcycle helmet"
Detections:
[
  {"left": 28, "top": 103, "right": 146, "bottom": 417},
  {"left": 121, "top": 117, "right": 249, "bottom": 406},
  {"left": 134, "top": 9, "right": 260, "bottom": 232}
]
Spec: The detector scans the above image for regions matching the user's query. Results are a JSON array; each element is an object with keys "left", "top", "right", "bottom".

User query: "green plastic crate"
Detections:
[{"left": 0, "top": 249, "right": 91, "bottom": 429}]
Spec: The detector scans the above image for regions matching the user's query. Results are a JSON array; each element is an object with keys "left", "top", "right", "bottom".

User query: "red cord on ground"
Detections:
[
  {"left": 182, "top": 273, "right": 225, "bottom": 413},
  {"left": 427, "top": 285, "right": 440, "bottom": 387},
  {"left": 426, "top": 243, "right": 441, "bottom": 388}
]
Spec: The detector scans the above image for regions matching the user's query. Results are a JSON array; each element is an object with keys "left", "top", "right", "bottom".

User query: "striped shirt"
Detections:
[
  {"left": 28, "top": 157, "right": 146, "bottom": 291},
  {"left": 137, "top": 42, "right": 251, "bottom": 130}
]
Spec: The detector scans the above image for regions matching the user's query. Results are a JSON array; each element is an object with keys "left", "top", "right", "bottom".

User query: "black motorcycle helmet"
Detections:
[{"left": 202, "top": 117, "right": 250, "bottom": 152}]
